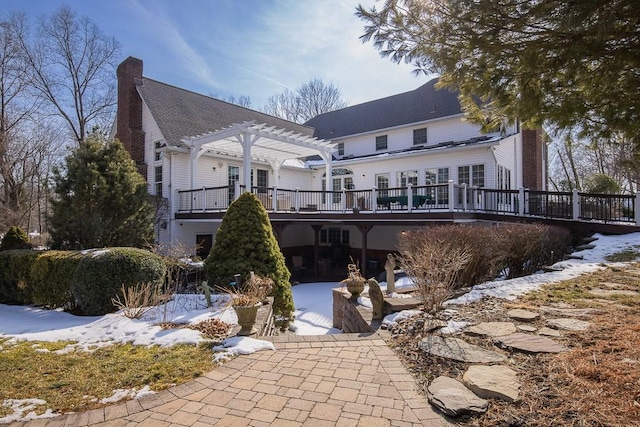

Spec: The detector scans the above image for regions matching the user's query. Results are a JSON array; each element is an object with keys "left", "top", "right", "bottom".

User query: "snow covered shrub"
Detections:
[
  {"left": 397, "top": 228, "right": 471, "bottom": 313},
  {"left": 71, "top": 247, "right": 166, "bottom": 315},
  {"left": 0, "top": 249, "right": 41, "bottom": 304},
  {"left": 0, "top": 226, "right": 31, "bottom": 251},
  {"left": 29, "top": 250, "right": 82, "bottom": 309}
]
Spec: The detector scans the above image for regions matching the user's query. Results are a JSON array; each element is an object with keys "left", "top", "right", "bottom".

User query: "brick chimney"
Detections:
[
  {"left": 521, "top": 128, "right": 546, "bottom": 191},
  {"left": 116, "top": 57, "right": 147, "bottom": 179}
]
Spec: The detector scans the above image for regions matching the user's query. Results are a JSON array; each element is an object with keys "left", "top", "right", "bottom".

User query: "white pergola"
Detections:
[{"left": 181, "top": 121, "right": 336, "bottom": 192}]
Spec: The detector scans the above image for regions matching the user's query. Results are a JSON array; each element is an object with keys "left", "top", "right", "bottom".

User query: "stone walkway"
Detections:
[{"left": 14, "top": 334, "right": 449, "bottom": 427}]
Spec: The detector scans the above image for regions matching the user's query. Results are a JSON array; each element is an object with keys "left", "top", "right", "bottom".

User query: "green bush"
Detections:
[
  {"left": 30, "top": 251, "right": 83, "bottom": 309},
  {"left": 0, "top": 250, "right": 41, "bottom": 304},
  {"left": 204, "top": 192, "right": 294, "bottom": 319},
  {"left": 0, "top": 226, "right": 31, "bottom": 251},
  {"left": 71, "top": 247, "right": 166, "bottom": 315}
]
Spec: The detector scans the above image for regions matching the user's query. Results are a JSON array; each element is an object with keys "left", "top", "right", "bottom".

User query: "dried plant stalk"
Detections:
[{"left": 111, "top": 282, "right": 160, "bottom": 319}]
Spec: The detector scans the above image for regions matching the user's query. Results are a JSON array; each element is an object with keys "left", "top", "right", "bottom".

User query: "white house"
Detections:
[{"left": 114, "top": 57, "right": 546, "bottom": 277}]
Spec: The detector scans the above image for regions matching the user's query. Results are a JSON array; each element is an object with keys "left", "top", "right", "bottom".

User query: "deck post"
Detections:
[
  {"left": 341, "top": 188, "right": 347, "bottom": 213},
  {"left": 518, "top": 188, "right": 525, "bottom": 216},
  {"left": 372, "top": 187, "right": 378, "bottom": 213},
  {"left": 635, "top": 193, "right": 640, "bottom": 226},
  {"left": 448, "top": 180, "right": 455, "bottom": 212},
  {"left": 294, "top": 188, "right": 300, "bottom": 213},
  {"left": 201, "top": 187, "right": 206, "bottom": 212},
  {"left": 572, "top": 189, "right": 580, "bottom": 220},
  {"left": 235, "top": 181, "right": 241, "bottom": 201},
  {"left": 272, "top": 186, "right": 278, "bottom": 211},
  {"left": 407, "top": 183, "right": 413, "bottom": 213},
  {"left": 472, "top": 186, "right": 479, "bottom": 211},
  {"left": 462, "top": 183, "right": 468, "bottom": 211}
]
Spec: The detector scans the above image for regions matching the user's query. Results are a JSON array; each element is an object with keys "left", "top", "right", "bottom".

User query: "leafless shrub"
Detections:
[
  {"left": 217, "top": 271, "right": 273, "bottom": 307},
  {"left": 500, "top": 223, "right": 571, "bottom": 278},
  {"left": 397, "top": 229, "right": 471, "bottom": 313},
  {"left": 111, "top": 282, "right": 160, "bottom": 319}
]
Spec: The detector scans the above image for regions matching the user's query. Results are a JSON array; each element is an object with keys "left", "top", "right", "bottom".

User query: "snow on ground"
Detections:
[
  {"left": 0, "top": 399, "right": 57, "bottom": 424},
  {"left": 290, "top": 282, "right": 342, "bottom": 335},
  {"left": 1, "top": 232, "right": 638, "bottom": 344}
]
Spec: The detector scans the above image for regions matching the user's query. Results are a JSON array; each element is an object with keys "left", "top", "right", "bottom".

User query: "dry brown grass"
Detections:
[{"left": 390, "top": 262, "right": 640, "bottom": 426}]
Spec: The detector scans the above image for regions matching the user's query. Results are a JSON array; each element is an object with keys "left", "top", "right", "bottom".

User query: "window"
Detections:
[
  {"left": 472, "top": 164, "right": 485, "bottom": 187},
  {"left": 154, "top": 141, "right": 164, "bottom": 162},
  {"left": 337, "top": 142, "right": 344, "bottom": 156},
  {"left": 228, "top": 165, "right": 239, "bottom": 201},
  {"left": 413, "top": 128, "right": 427, "bottom": 145},
  {"left": 376, "top": 174, "right": 389, "bottom": 197},
  {"left": 397, "top": 170, "right": 418, "bottom": 196},
  {"left": 425, "top": 167, "right": 449, "bottom": 203},
  {"left": 322, "top": 168, "right": 353, "bottom": 203},
  {"left": 322, "top": 227, "right": 350, "bottom": 245},
  {"left": 154, "top": 166, "right": 162, "bottom": 196},
  {"left": 375, "top": 135, "right": 387, "bottom": 151},
  {"left": 458, "top": 166, "right": 470, "bottom": 185},
  {"left": 251, "top": 169, "right": 269, "bottom": 193}
]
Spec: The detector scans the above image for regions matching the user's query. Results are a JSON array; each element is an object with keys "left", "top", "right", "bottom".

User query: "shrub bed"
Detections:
[
  {"left": 0, "top": 250, "right": 41, "bottom": 304},
  {"left": 398, "top": 223, "right": 571, "bottom": 291},
  {"left": 71, "top": 248, "right": 166, "bottom": 315},
  {"left": 29, "top": 251, "right": 83, "bottom": 309}
]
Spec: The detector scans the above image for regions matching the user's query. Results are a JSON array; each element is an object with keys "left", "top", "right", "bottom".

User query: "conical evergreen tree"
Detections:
[
  {"left": 0, "top": 226, "right": 31, "bottom": 251},
  {"left": 204, "top": 192, "right": 294, "bottom": 318},
  {"left": 49, "top": 136, "right": 154, "bottom": 249}
]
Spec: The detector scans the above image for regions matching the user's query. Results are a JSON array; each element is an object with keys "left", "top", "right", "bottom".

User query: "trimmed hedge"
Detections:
[
  {"left": 71, "top": 247, "right": 166, "bottom": 315},
  {"left": 30, "top": 251, "right": 83, "bottom": 309},
  {"left": 0, "top": 250, "right": 41, "bottom": 304}
]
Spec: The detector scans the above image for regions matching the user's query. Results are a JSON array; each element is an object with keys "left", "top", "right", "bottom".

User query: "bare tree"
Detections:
[
  {"left": 264, "top": 79, "right": 348, "bottom": 123},
  {"left": 226, "top": 95, "right": 252, "bottom": 109},
  {"left": 17, "top": 5, "right": 121, "bottom": 143}
]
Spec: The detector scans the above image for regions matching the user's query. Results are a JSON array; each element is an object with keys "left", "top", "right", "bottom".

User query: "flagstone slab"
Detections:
[
  {"left": 507, "top": 309, "right": 540, "bottom": 322},
  {"left": 516, "top": 325, "right": 537, "bottom": 332},
  {"left": 546, "top": 318, "right": 590, "bottom": 331},
  {"left": 538, "top": 327, "right": 561, "bottom": 337},
  {"left": 419, "top": 336, "right": 506, "bottom": 363},
  {"left": 465, "top": 322, "right": 517, "bottom": 337},
  {"left": 427, "top": 376, "right": 488, "bottom": 417},
  {"left": 496, "top": 333, "right": 567, "bottom": 353},
  {"left": 462, "top": 365, "right": 520, "bottom": 402}
]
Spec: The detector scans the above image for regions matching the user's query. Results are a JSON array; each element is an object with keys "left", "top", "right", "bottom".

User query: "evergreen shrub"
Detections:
[
  {"left": 0, "top": 226, "right": 31, "bottom": 251},
  {"left": 0, "top": 250, "right": 41, "bottom": 304},
  {"left": 204, "top": 192, "right": 294, "bottom": 318},
  {"left": 71, "top": 247, "right": 166, "bottom": 315},
  {"left": 30, "top": 251, "right": 83, "bottom": 309}
]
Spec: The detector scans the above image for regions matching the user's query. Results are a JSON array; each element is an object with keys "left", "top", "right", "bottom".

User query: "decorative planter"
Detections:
[
  {"left": 345, "top": 278, "right": 365, "bottom": 300},
  {"left": 233, "top": 303, "right": 260, "bottom": 336}
]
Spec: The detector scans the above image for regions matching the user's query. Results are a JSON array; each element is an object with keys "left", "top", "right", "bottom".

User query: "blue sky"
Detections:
[{"left": 3, "top": 0, "right": 432, "bottom": 109}]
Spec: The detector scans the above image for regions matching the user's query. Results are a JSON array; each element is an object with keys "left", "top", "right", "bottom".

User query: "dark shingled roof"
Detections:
[
  {"left": 136, "top": 78, "right": 314, "bottom": 146},
  {"left": 304, "top": 78, "right": 462, "bottom": 140}
]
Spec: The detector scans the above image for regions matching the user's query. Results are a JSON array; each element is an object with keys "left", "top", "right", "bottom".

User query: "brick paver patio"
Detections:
[{"left": 14, "top": 334, "right": 449, "bottom": 426}]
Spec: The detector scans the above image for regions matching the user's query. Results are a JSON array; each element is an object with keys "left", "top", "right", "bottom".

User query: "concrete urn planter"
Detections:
[
  {"left": 233, "top": 303, "right": 260, "bottom": 336},
  {"left": 345, "top": 278, "right": 365, "bottom": 300}
]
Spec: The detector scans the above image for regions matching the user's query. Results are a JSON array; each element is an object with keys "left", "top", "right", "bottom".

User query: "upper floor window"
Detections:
[
  {"left": 413, "top": 128, "right": 427, "bottom": 145},
  {"left": 337, "top": 142, "right": 344, "bottom": 156},
  {"left": 375, "top": 135, "right": 388, "bottom": 151},
  {"left": 154, "top": 141, "right": 164, "bottom": 162}
]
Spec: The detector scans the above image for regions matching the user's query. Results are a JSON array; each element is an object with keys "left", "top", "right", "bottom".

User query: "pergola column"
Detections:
[
  {"left": 189, "top": 146, "right": 206, "bottom": 190},
  {"left": 238, "top": 132, "right": 261, "bottom": 193},
  {"left": 319, "top": 151, "right": 333, "bottom": 206}
]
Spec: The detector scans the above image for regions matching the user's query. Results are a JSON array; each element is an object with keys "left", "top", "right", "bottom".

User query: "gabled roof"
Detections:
[
  {"left": 304, "top": 78, "right": 461, "bottom": 140},
  {"left": 136, "top": 78, "right": 314, "bottom": 146}
]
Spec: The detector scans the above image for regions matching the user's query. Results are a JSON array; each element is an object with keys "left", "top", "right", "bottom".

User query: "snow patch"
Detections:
[
  {"left": 0, "top": 399, "right": 58, "bottom": 424},
  {"left": 382, "top": 309, "right": 422, "bottom": 328}
]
